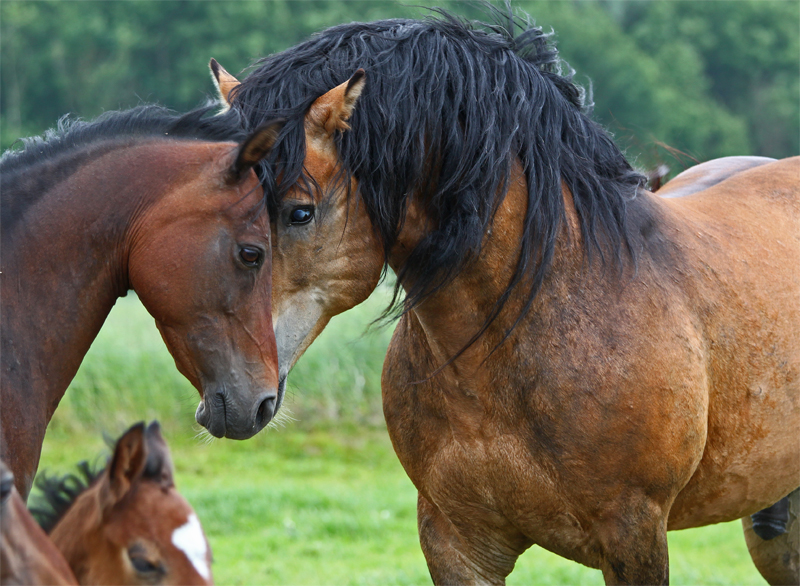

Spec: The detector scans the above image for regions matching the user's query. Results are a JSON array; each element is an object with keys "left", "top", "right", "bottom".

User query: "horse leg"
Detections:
[
  {"left": 742, "top": 488, "right": 800, "bottom": 585},
  {"left": 596, "top": 500, "right": 670, "bottom": 585},
  {"left": 417, "top": 493, "right": 518, "bottom": 586}
]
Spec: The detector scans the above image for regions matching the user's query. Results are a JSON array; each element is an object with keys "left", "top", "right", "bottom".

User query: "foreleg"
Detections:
[{"left": 417, "top": 492, "right": 518, "bottom": 586}]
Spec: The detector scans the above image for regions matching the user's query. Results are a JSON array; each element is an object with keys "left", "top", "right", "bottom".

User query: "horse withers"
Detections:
[
  {"left": 29, "top": 422, "right": 212, "bottom": 585},
  {"left": 215, "top": 10, "right": 799, "bottom": 585},
  {"left": 0, "top": 106, "right": 283, "bottom": 498}
]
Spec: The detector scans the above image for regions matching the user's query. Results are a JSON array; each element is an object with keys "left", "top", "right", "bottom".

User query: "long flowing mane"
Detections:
[
  {"left": 1, "top": 104, "right": 247, "bottom": 235},
  {"left": 233, "top": 7, "right": 644, "bottom": 329}
]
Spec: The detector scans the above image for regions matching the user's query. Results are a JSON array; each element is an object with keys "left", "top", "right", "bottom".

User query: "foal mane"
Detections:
[
  {"left": 28, "top": 461, "right": 103, "bottom": 534},
  {"left": 234, "top": 6, "right": 644, "bottom": 338},
  {"left": 28, "top": 440, "right": 170, "bottom": 534}
]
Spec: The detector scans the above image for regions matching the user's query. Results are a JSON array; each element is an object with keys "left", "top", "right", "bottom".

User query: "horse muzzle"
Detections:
[{"left": 195, "top": 387, "right": 277, "bottom": 439}]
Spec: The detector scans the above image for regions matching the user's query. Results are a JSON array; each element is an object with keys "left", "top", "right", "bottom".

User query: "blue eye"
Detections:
[{"left": 289, "top": 206, "right": 314, "bottom": 225}]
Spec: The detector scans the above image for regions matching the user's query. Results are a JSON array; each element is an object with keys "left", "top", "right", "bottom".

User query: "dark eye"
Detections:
[
  {"left": 289, "top": 206, "right": 314, "bottom": 225},
  {"left": 128, "top": 546, "right": 164, "bottom": 577},
  {"left": 130, "top": 556, "right": 161, "bottom": 574},
  {"left": 239, "top": 247, "right": 263, "bottom": 268}
]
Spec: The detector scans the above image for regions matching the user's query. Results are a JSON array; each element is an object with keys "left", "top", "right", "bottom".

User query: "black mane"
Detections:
[
  {"left": 233, "top": 7, "right": 644, "bottom": 337},
  {"left": 1, "top": 104, "right": 247, "bottom": 235},
  {"left": 28, "top": 461, "right": 103, "bottom": 534}
]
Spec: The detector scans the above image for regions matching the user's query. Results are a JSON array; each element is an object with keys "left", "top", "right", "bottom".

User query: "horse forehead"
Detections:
[
  {"left": 303, "top": 143, "right": 340, "bottom": 187},
  {"left": 108, "top": 484, "right": 194, "bottom": 538}
]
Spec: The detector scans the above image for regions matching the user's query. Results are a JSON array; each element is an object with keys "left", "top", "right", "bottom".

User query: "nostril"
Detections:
[{"left": 255, "top": 394, "right": 276, "bottom": 429}]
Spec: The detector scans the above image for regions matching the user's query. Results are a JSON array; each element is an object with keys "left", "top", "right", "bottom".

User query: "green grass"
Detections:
[{"left": 38, "top": 293, "right": 765, "bottom": 585}]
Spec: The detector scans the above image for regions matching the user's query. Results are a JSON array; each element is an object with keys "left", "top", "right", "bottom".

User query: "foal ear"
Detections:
[
  {"left": 209, "top": 58, "right": 241, "bottom": 109},
  {"left": 106, "top": 422, "right": 148, "bottom": 503},
  {"left": 227, "top": 120, "right": 285, "bottom": 185},
  {"left": 307, "top": 69, "right": 366, "bottom": 137},
  {"left": 142, "top": 421, "right": 175, "bottom": 489}
]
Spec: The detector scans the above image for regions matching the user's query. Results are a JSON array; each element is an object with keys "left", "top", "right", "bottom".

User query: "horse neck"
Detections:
[
  {"left": 388, "top": 176, "right": 584, "bottom": 385},
  {"left": 0, "top": 141, "right": 180, "bottom": 417}
]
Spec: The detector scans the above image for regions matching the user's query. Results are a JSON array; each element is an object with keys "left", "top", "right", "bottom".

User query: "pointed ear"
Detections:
[
  {"left": 106, "top": 422, "right": 147, "bottom": 505},
  {"left": 210, "top": 58, "right": 241, "bottom": 109},
  {"left": 142, "top": 421, "right": 175, "bottom": 489},
  {"left": 227, "top": 119, "right": 285, "bottom": 185},
  {"left": 306, "top": 69, "right": 366, "bottom": 138}
]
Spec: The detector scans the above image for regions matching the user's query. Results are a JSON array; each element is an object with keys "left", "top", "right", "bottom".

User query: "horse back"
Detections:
[{"left": 656, "top": 156, "right": 777, "bottom": 199}]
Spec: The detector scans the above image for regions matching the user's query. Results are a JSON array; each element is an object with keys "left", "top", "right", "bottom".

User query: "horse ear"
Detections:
[
  {"left": 307, "top": 69, "right": 366, "bottom": 137},
  {"left": 227, "top": 119, "right": 285, "bottom": 184},
  {"left": 209, "top": 58, "right": 241, "bottom": 109},
  {"left": 142, "top": 421, "right": 175, "bottom": 489},
  {"left": 106, "top": 422, "right": 147, "bottom": 504}
]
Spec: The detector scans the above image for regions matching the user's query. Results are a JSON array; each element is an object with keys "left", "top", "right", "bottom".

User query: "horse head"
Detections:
[
  {"left": 212, "top": 62, "right": 384, "bottom": 409},
  {"left": 128, "top": 124, "right": 282, "bottom": 439}
]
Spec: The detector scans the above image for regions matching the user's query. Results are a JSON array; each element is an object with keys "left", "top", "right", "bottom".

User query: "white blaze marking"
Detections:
[{"left": 171, "top": 514, "right": 211, "bottom": 580}]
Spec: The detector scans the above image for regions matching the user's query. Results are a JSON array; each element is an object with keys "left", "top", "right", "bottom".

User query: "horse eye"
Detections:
[
  {"left": 128, "top": 550, "right": 164, "bottom": 576},
  {"left": 239, "top": 247, "right": 262, "bottom": 268},
  {"left": 289, "top": 206, "right": 314, "bottom": 225}
]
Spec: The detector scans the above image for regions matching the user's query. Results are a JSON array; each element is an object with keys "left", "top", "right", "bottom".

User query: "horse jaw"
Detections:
[{"left": 272, "top": 288, "right": 331, "bottom": 403}]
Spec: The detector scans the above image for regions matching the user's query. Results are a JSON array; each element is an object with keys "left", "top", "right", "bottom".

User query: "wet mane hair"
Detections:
[
  {"left": 28, "top": 461, "right": 103, "bottom": 534},
  {"left": 1, "top": 104, "right": 247, "bottom": 235},
  {"left": 233, "top": 7, "right": 645, "bottom": 341}
]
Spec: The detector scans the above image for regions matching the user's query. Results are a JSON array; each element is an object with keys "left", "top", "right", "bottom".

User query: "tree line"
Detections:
[{"left": 2, "top": 0, "right": 797, "bottom": 168}]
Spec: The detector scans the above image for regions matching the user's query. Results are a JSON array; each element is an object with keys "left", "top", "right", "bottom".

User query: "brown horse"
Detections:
[
  {"left": 29, "top": 422, "right": 213, "bottom": 585},
  {"left": 1, "top": 460, "right": 78, "bottom": 585},
  {"left": 1, "top": 105, "right": 282, "bottom": 499},
  {"left": 215, "top": 10, "right": 799, "bottom": 585}
]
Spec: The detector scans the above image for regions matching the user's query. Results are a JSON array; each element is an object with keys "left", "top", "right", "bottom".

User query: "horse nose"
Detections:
[{"left": 253, "top": 391, "right": 277, "bottom": 432}]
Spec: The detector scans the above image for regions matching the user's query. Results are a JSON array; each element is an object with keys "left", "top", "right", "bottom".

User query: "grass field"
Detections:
[{"left": 37, "top": 292, "right": 766, "bottom": 585}]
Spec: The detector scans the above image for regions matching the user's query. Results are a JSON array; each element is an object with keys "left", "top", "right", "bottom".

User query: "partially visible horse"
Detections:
[
  {"left": 1, "top": 105, "right": 283, "bottom": 498},
  {"left": 29, "top": 421, "right": 213, "bottom": 585},
  {"left": 214, "top": 9, "right": 799, "bottom": 585},
  {"left": 1, "top": 460, "right": 77, "bottom": 585}
]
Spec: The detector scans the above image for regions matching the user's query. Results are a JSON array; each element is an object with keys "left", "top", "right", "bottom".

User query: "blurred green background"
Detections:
[{"left": 4, "top": 1, "right": 795, "bottom": 583}]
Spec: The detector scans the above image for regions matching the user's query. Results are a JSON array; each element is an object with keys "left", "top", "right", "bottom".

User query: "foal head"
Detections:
[{"left": 32, "top": 422, "right": 212, "bottom": 585}]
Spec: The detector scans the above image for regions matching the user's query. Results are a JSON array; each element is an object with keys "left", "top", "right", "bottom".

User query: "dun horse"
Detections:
[
  {"left": 1, "top": 106, "right": 283, "bottom": 498},
  {"left": 28, "top": 422, "right": 213, "bottom": 585},
  {"left": 214, "top": 10, "right": 798, "bottom": 585}
]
